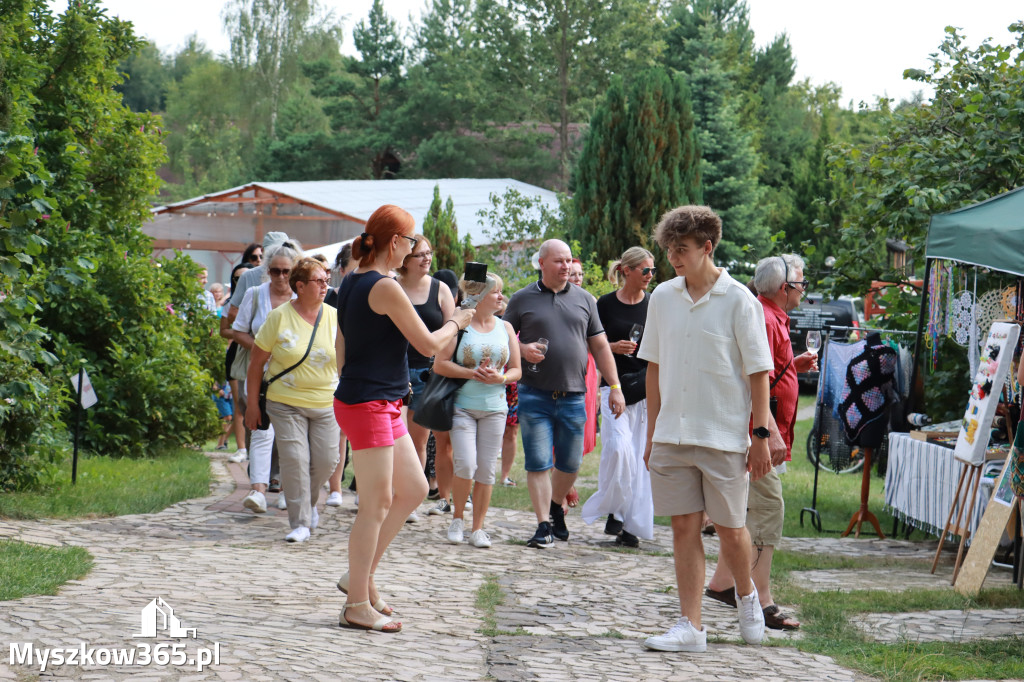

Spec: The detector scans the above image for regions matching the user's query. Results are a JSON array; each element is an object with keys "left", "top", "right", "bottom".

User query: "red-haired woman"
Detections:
[{"left": 333, "top": 205, "right": 474, "bottom": 633}]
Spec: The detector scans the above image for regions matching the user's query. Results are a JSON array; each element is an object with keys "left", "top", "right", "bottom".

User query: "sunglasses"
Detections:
[
  {"left": 304, "top": 278, "right": 330, "bottom": 286},
  {"left": 786, "top": 280, "right": 810, "bottom": 291},
  {"left": 639, "top": 267, "right": 656, "bottom": 276},
  {"left": 268, "top": 267, "right": 291, "bottom": 277}
]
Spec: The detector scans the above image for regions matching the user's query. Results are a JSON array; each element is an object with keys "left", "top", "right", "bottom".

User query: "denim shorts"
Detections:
[
  {"left": 517, "top": 384, "right": 586, "bottom": 473},
  {"left": 407, "top": 365, "right": 429, "bottom": 413}
]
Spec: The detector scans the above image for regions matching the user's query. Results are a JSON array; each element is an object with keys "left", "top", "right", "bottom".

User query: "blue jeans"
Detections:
[{"left": 517, "top": 384, "right": 586, "bottom": 474}]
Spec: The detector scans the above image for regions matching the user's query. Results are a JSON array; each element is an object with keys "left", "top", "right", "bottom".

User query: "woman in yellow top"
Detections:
[{"left": 246, "top": 258, "right": 340, "bottom": 543}]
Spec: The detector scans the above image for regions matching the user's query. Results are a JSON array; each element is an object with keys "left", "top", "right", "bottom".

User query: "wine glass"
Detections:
[
  {"left": 628, "top": 324, "right": 643, "bottom": 355},
  {"left": 529, "top": 337, "right": 549, "bottom": 372},
  {"left": 805, "top": 330, "right": 822, "bottom": 355}
]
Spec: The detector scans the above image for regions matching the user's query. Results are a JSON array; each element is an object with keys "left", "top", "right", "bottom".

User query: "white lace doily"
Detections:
[{"left": 948, "top": 290, "right": 975, "bottom": 347}]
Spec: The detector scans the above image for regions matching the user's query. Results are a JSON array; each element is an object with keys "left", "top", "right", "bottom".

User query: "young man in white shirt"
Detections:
[{"left": 637, "top": 205, "right": 784, "bottom": 653}]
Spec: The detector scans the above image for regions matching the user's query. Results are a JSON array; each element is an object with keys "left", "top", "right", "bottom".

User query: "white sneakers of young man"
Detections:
[
  {"left": 644, "top": 617, "right": 707, "bottom": 653},
  {"left": 276, "top": 494, "right": 287, "bottom": 510},
  {"left": 285, "top": 526, "right": 310, "bottom": 543},
  {"left": 447, "top": 518, "right": 464, "bottom": 543},
  {"left": 469, "top": 529, "right": 491, "bottom": 548},
  {"left": 242, "top": 490, "right": 266, "bottom": 513},
  {"left": 228, "top": 448, "right": 248, "bottom": 463},
  {"left": 325, "top": 491, "right": 343, "bottom": 507},
  {"left": 737, "top": 587, "right": 766, "bottom": 644}
]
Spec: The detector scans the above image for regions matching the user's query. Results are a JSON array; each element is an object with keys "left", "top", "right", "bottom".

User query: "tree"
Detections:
[
  {"left": 828, "top": 23, "right": 1024, "bottom": 418},
  {"left": 115, "top": 39, "right": 170, "bottom": 112},
  {"left": 504, "top": 0, "right": 665, "bottom": 188},
  {"left": 667, "top": 14, "right": 765, "bottom": 266},
  {"left": 1, "top": 0, "right": 221, "bottom": 486},
  {"left": 569, "top": 69, "right": 701, "bottom": 276},
  {"left": 422, "top": 185, "right": 464, "bottom": 273},
  {"left": 223, "top": 0, "right": 341, "bottom": 140}
]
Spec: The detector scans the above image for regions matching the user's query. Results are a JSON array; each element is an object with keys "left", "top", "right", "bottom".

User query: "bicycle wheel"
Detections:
[{"left": 806, "top": 430, "right": 865, "bottom": 474}]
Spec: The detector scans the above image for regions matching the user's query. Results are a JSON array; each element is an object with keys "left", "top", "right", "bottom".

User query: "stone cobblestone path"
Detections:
[{"left": 0, "top": 452, "right": 1019, "bottom": 681}]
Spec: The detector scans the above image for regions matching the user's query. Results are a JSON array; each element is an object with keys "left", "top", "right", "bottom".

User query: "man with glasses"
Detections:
[{"left": 704, "top": 253, "right": 818, "bottom": 632}]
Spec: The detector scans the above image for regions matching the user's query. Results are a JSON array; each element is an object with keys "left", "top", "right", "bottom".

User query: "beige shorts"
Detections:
[
  {"left": 746, "top": 468, "right": 784, "bottom": 546},
  {"left": 649, "top": 443, "right": 749, "bottom": 528}
]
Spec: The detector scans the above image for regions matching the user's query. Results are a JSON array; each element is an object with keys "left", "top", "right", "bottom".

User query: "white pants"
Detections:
[
  {"left": 581, "top": 387, "right": 653, "bottom": 539},
  {"left": 450, "top": 407, "right": 506, "bottom": 484},
  {"left": 243, "top": 379, "right": 275, "bottom": 486}
]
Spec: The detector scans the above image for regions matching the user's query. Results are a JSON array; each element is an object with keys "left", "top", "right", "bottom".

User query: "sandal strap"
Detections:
[{"left": 344, "top": 600, "right": 370, "bottom": 608}]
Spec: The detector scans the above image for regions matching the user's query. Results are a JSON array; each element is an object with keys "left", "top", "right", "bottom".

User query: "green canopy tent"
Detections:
[
  {"left": 908, "top": 185, "right": 1024, "bottom": 413},
  {"left": 926, "top": 185, "right": 1024, "bottom": 277}
]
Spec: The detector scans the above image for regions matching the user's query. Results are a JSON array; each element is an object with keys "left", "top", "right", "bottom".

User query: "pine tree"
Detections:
[
  {"left": 422, "top": 185, "right": 464, "bottom": 274},
  {"left": 569, "top": 69, "right": 701, "bottom": 276}
]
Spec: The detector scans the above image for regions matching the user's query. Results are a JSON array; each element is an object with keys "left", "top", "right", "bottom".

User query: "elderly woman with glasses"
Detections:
[
  {"left": 245, "top": 257, "right": 341, "bottom": 543},
  {"left": 233, "top": 242, "right": 301, "bottom": 513}
]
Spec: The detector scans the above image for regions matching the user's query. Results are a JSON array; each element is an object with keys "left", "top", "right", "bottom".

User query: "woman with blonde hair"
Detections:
[
  {"left": 581, "top": 246, "right": 656, "bottom": 547},
  {"left": 333, "top": 205, "right": 474, "bottom": 632},
  {"left": 433, "top": 273, "right": 521, "bottom": 547}
]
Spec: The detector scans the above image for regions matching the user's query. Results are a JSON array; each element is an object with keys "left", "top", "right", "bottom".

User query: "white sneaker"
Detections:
[
  {"left": 644, "top": 617, "right": 707, "bottom": 652},
  {"left": 276, "top": 494, "right": 287, "bottom": 510},
  {"left": 242, "top": 490, "right": 267, "bottom": 514},
  {"left": 465, "top": 496, "right": 473, "bottom": 511},
  {"left": 406, "top": 512, "right": 419, "bottom": 524},
  {"left": 737, "top": 587, "right": 765, "bottom": 644},
  {"left": 354, "top": 494, "right": 359, "bottom": 507},
  {"left": 228, "top": 448, "right": 248, "bottom": 463},
  {"left": 447, "top": 518, "right": 465, "bottom": 543},
  {"left": 325, "top": 491, "right": 343, "bottom": 507},
  {"left": 469, "top": 529, "right": 491, "bottom": 548},
  {"left": 285, "top": 526, "right": 310, "bottom": 543},
  {"left": 311, "top": 506, "right": 319, "bottom": 531}
]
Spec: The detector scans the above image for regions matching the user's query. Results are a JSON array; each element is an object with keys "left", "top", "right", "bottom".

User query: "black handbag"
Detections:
[
  {"left": 619, "top": 367, "right": 647, "bottom": 406},
  {"left": 412, "top": 329, "right": 466, "bottom": 432},
  {"left": 255, "top": 306, "right": 323, "bottom": 431}
]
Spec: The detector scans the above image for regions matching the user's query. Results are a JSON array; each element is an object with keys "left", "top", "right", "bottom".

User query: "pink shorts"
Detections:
[{"left": 334, "top": 398, "right": 408, "bottom": 450}]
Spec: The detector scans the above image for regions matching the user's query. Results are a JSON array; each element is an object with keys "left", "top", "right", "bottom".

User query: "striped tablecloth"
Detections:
[{"left": 885, "top": 432, "right": 997, "bottom": 541}]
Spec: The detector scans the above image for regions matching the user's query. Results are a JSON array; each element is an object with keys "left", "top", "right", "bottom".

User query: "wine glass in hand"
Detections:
[
  {"left": 805, "top": 330, "right": 822, "bottom": 355},
  {"left": 628, "top": 324, "right": 643, "bottom": 355},
  {"left": 529, "top": 337, "right": 549, "bottom": 372}
]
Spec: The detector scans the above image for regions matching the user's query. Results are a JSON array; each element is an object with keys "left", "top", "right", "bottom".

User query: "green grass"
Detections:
[
  {"left": 0, "top": 541, "right": 93, "bottom": 601},
  {"left": 475, "top": 574, "right": 527, "bottom": 636},
  {"left": 0, "top": 447, "right": 212, "bottom": 520}
]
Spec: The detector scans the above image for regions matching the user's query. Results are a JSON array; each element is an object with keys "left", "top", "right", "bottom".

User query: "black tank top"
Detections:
[
  {"left": 407, "top": 277, "right": 443, "bottom": 369},
  {"left": 334, "top": 271, "right": 410, "bottom": 404}
]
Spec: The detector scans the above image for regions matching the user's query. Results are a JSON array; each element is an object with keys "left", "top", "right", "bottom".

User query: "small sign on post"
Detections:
[{"left": 70, "top": 364, "right": 98, "bottom": 484}]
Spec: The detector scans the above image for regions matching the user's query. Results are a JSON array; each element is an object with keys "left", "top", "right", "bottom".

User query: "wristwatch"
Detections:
[{"left": 752, "top": 426, "right": 771, "bottom": 439}]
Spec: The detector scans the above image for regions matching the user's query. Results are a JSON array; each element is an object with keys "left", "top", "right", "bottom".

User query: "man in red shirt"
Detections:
[{"left": 705, "top": 254, "right": 817, "bottom": 630}]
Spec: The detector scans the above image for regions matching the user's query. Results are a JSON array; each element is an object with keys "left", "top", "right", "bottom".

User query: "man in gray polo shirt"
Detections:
[{"left": 503, "top": 239, "right": 626, "bottom": 547}]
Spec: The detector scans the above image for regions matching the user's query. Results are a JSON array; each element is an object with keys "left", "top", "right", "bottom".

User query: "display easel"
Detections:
[
  {"left": 930, "top": 321, "right": 1020, "bottom": 581},
  {"left": 930, "top": 460, "right": 984, "bottom": 581},
  {"left": 841, "top": 445, "right": 886, "bottom": 539}
]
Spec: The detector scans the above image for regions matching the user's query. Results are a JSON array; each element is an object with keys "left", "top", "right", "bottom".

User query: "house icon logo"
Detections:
[{"left": 134, "top": 597, "right": 197, "bottom": 639}]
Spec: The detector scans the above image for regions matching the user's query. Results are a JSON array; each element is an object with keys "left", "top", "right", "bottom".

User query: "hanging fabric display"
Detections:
[
  {"left": 837, "top": 337, "right": 898, "bottom": 446},
  {"left": 949, "top": 289, "right": 975, "bottom": 347},
  {"left": 926, "top": 260, "right": 951, "bottom": 370}
]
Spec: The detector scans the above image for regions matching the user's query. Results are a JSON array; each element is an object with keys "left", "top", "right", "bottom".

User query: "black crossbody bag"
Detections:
[{"left": 768, "top": 356, "right": 793, "bottom": 419}]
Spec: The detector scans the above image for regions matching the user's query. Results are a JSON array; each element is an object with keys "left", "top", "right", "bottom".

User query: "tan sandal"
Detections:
[
  {"left": 336, "top": 572, "right": 393, "bottom": 615},
  {"left": 339, "top": 601, "right": 401, "bottom": 632}
]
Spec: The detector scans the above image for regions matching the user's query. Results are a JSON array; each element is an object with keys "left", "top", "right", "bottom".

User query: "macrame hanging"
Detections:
[{"left": 926, "top": 260, "right": 952, "bottom": 369}]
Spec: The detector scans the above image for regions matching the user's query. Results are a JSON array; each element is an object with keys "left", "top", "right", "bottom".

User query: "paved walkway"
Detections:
[{"left": 0, "top": 453, "right": 1019, "bottom": 681}]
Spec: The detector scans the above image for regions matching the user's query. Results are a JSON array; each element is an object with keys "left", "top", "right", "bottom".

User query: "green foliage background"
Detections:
[{"left": 0, "top": 0, "right": 220, "bottom": 489}]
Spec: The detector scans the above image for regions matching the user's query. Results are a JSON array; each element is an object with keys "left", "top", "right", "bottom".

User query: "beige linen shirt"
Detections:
[{"left": 637, "top": 270, "right": 773, "bottom": 454}]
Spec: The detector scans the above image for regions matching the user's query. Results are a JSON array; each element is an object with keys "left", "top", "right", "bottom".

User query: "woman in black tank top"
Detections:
[
  {"left": 334, "top": 207, "right": 473, "bottom": 633},
  {"left": 397, "top": 235, "right": 457, "bottom": 517}
]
